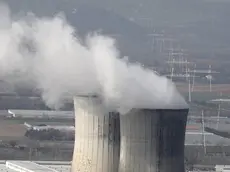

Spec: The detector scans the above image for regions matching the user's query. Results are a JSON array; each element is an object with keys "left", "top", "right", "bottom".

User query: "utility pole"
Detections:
[
  {"left": 192, "top": 64, "right": 196, "bottom": 92},
  {"left": 188, "top": 77, "right": 191, "bottom": 102},
  {"left": 166, "top": 53, "right": 193, "bottom": 81},
  {"left": 208, "top": 65, "right": 212, "bottom": 92},
  {"left": 190, "top": 64, "right": 219, "bottom": 93},
  {"left": 216, "top": 103, "right": 221, "bottom": 130},
  {"left": 147, "top": 33, "right": 164, "bottom": 53},
  {"left": 201, "top": 110, "right": 206, "bottom": 154}
]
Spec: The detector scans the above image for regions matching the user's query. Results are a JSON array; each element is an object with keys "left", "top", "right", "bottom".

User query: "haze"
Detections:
[{"left": 0, "top": 3, "right": 187, "bottom": 112}]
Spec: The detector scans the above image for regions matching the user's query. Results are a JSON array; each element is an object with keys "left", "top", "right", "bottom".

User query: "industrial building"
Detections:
[
  {"left": 23, "top": 122, "right": 75, "bottom": 131},
  {"left": 7, "top": 109, "right": 74, "bottom": 118},
  {"left": 72, "top": 95, "right": 189, "bottom": 172},
  {"left": 0, "top": 160, "right": 227, "bottom": 172},
  {"left": 0, "top": 160, "right": 71, "bottom": 172},
  {"left": 0, "top": 161, "right": 227, "bottom": 172}
]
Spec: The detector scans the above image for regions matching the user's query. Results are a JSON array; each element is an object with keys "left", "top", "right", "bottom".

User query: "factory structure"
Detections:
[
  {"left": 23, "top": 122, "right": 75, "bottom": 131},
  {"left": 0, "top": 160, "right": 71, "bottom": 172},
  {"left": 71, "top": 95, "right": 189, "bottom": 172},
  {"left": 7, "top": 109, "right": 74, "bottom": 119},
  {"left": 1, "top": 96, "right": 230, "bottom": 172},
  {"left": 0, "top": 160, "right": 229, "bottom": 172}
]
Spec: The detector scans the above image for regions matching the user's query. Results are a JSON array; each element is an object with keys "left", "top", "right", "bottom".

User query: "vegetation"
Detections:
[{"left": 9, "top": 140, "right": 17, "bottom": 148}]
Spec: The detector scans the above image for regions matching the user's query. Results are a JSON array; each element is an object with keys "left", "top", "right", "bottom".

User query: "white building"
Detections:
[
  {"left": 7, "top": 109, "right": 74, "bottom": 119},
  {"left": 0, "top": 160, "right": 71, "bottom": 172},
  {"left": 23, "top": 122, "right": 75, "bottom": 131},
  {"left": 215, "top": 165, "right": 230, "bottom": 172}
]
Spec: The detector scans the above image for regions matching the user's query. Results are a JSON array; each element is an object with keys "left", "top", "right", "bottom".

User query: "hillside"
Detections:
[
  {"left": 3, "top": 0, "right": 157, "bottom": 66},
  {"left": 3, "top": 0, "right": 230, "bottom": 60}
]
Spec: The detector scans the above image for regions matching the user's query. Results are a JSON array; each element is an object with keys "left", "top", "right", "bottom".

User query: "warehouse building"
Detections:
[
  {"left": 0, "top": 160, "right": 71, "bottom": 172},
  {"left": 7, "top": 109, "right": 74, "bottom": 119},
  {"left": 23, "top": 122, "right": 75, "bottom": 131}
]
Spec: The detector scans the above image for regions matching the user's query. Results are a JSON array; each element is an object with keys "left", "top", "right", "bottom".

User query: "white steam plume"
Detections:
[
  {"left": 87, "top": 35, "right": 188, "bottom": 112},
  {"left": 0, "top": 3, "right": 188, "bottom": 112}
]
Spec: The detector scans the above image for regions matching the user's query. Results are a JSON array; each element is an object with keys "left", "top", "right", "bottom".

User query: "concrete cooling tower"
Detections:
[
  {"left": 119, "top": 108, "right": 188, "bottom": 172},
  {"left": 72, "top": 95, "right": 120, "bottom": 172}
]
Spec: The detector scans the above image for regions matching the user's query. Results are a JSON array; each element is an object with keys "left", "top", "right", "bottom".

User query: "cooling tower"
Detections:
[
  {"left": 119, "top": 108, "right": 188, "bottom": 172},
  {"left": 72, "top": 95, "right": 120, "bottom": 172}
]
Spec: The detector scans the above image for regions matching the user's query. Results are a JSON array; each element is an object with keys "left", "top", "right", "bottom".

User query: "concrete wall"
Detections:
[
  {"left": 119, "top": 109, "right": 188, "bottom": 172},
  {"left": 72, "top": 96, "right": 120, "bottom": 172}
]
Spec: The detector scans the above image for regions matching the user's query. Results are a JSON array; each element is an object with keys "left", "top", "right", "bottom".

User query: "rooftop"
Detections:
[
  {"left": 7, "top": 109, "right": 74, "bottom": 119},
  {"left": 0, "top": 161, "right": 71, "bottom": 172}
]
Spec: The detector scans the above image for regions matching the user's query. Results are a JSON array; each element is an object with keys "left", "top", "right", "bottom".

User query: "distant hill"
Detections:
[
  {"left": 4, "top": 0, "right": 230, "bottom": 59},
  {"left": 4, "top": 0, "right": 158, "bottom": 66}
]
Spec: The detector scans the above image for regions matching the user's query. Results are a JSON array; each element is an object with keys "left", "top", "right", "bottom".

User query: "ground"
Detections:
[
  {"left": 0, "top": 117, "right": 74, "bottom": 139},
  {"left": 0, "top": 118, "right": 26, "bottom": 139},
  {"left": 175, "top": 83, "right": 230, "bottom": 102},
  {"left": 176, "top": 83, "right": 230, "bottom": 93},
  {"left": 0, "top": 117, "right": 74, "bottom": 160}
]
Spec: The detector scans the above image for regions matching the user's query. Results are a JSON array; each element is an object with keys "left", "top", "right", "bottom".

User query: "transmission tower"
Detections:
[{"left": 189, "top": 64, "right": 219, "bottom": 92}]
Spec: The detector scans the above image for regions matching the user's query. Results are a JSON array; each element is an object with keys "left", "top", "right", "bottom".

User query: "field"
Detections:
[
  {"left": 0, "top": 117, "right": 74, "bottom": 140},
  {"left": 0, "top": 117, "right": 74, "bottom": 160},
  {"left": 175, "top": 83, "right": 230, "bottom": 102},
  {"left": 176, "top": 83, "right": 230, "bottom": 93},
  {"left": 0, "top": 119, "right": 26, "bottom": 139}
]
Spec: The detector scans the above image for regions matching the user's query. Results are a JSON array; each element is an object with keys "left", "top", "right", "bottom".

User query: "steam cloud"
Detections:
[{"left": 0, "top": 3, "right": 188, "bottom": 112}]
